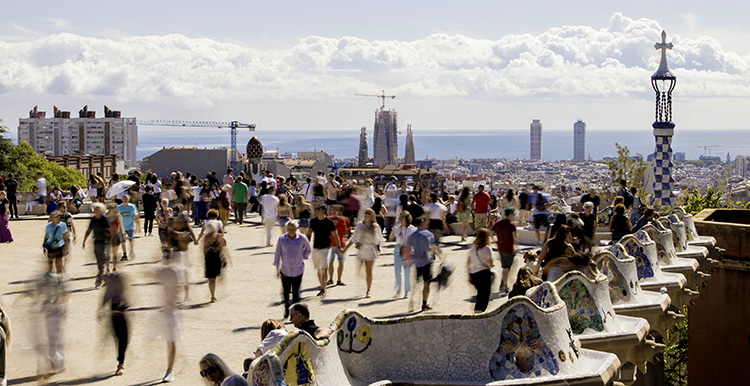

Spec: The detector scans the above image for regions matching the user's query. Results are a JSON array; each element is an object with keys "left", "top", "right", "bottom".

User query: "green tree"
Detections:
[
  {"left": 681, "top": 187, "right": 724, "bottom": 215},
  {"left": 606, "top": 143, "right": 647, "bottom": 191},
  {"left": 665, "top": 308, "right": 688, "bottom": 386}
]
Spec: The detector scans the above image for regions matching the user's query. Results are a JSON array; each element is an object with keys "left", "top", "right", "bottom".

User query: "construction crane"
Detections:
[
  {"left": 355, "top": 90, "right": 396, "bottom": 109},
  {"left": 138, "top": 119, "right": 256, "bottom": 173},
  {"left": 697, "top": 145, "right": 721, "bottom": 157}
]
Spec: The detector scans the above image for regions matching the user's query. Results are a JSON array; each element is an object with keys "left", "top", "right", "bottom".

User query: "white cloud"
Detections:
[{"left": 0, "top": 12, "right": 747, "bottom": 107}]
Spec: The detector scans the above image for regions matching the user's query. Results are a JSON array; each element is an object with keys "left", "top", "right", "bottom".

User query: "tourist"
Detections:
[
  {"left": 567, "top": 214, "right": 585, "bottom": 251},
  {"left": 343, "top": 209, "right": 384, "bottom": 298},
  {"left": 327, "top": 205, "right": 350, "bottom": 286},
  {"left": 609, "top": 204, "right": 632, "bottom": 242},
  {"left": 580, "top": 202, "right": 597, "bottom": 251},
  {"left": 277, "top": 195, "right": 294, "bottom": 233},
  {"left": 534, "top": 226, "right": 576, "bottom": 278},
  {"left": 47, "top": 186, "right": 62, "bottom": 214},
  {"left": 362, "top": 178, "right": 375, "bottom": 209},
  {"left": 324, "top": 173, "right": 340, "bottom": 207},
  {"left": 508, "top": 267, "right": 543, "bottom": 298},
  {"left": 310, "top": 206, "right": 341, "bottom": 296},
  {"left": 142, "top": 185, "right": 158, "bottom": 237},
  {"left": 500, "top": 189, "right": 518, "bottom": 216},
  {"left": 341, "top": 186, "right": 361, "bottom": 225},
  {"left": 548, "top": 214, "right": 567, "bottom": 242},
  {"left": 311, "top": 181, "right": 326, "bottom": 209},
  {"left": 254, "top": 319, "right": 288, "bottom": 358},
  {"left": 407, "top": 217, "right": 442, "bottom": 311},
  {"left": 232, "top": 177, "right": 249, "bottom": 225},
  {"left": 472, "top": 185, "right": 491, "bottom": 230},
  {"left": 23, "top": 187, "right": 39, "bottom": 215},
  {"left": 107, "top": 204, "right": 125, "bottom": 271},
  {"left": 457, "top": 187, "right": 473, "bottom": 241},
  {"left": 424, "top": 193, "right": 448, "bottom": 242},
  {"left": 289, "top": 303, "right": 332, "bottom": 339},
  {"left": 390, "top": 212, "right": 415, "bottom": 298},
  {"left": 36, "top": 172, "right": 48, "bottom": 207},
  {"left": 43, "top": 211, "right": 69, "bottom": 274},
  {"left": 248, "top": 180, "right": 259, "bottom": 214},
  {"left": 274, "top": 221, "right": 311, "bottom": 318},
  {"left": 223, "top": 168, "right": 235, "bottom": 186},
  {"left": 518, "top": 187, "right": 531, "bottom": 226},
  {"left": 405, "top": 195, "right": 425, "bottom": 227},
  {"left": 57, "top": 202, "right": 76, "bottom": 263},
  {"left": 151, "top": 256, "right": 183, "bottom": 383},
  {"left": 296, "top": 196, "right": 312, "bottom": 238},
  {"left": 82, "top": 203, "right": 112, "bottom": 289},
  {"left": 371, "top": 196, "right": 387, "bottom": 230},
  {"left": 99, "top": 272, "right": 130, "bottom": 376},
  {"left": 445, "top": 195, "right": 458, "bottom": 228},
  {"left": 218, "top": 184, "right": 231, "bottom": 228},
  {"left": 157, "top": 198, "right": 174, "bottom": 244},
  {"left": 117, "top": 194, "right": 140, "bottom": 261},
  {"left": 529, "top": 185, "right": 551, "bottom": 245},
  {"left": 169, "top": 204, "right": 197, "bottom": 303},
  {"left": 491, "top": 208, "right": 517, "bottom": 295},
  {"left": 202, "top": 221, "right": 227, "bottom": 303},
  {"left": 580, "top": 190, "right": 601, "bottom": 215},
  {"left": 260, "top": 187, "right": 280, "bottom": 247},
  {"left": 4, "top": 174, "right": 18, "bottom": 219},
  {"left": 301, "top": 177, "right": 315, "bottom": 204},
  {"left": 33, "top": 272, "right": 68, "bottom": 378},
  {"left": 199, "top": 353, "right": 246, "bottom": 386},
  {"left": 617, "top": 179, "right": 634, "bottom": 214},
  {"left": 383, "top": 176, "right": 399, "bottom": 239},
  {"left": 197, "top": 209, "right": 224, "bottom": 242},
  {"left": 0, "top": 301, "right": 9, "bottom": 386},
  {"left": 632, "top": 207, "right": 655, "bottom": 233},
  {"left": 629, "top": 187, "right": 642, "bottom": 225},
  {"left": 0, "top": 192, "right": 12, "bottom": 243},
  {"left": 467, "top": 228, "right": 495, "bottom": 313},
  {"left": 95, "top": 172, "right": 107, "bottom": 203}
]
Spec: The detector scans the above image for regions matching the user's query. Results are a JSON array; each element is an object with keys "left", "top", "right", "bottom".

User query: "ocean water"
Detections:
[{"left": 137, "top": 128, "right": 750, "bottom": 162}]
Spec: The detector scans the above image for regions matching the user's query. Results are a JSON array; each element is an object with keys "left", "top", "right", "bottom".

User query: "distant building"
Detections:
[
  {"left": 530, "top": 119, "right": 542, "bottom": 160},
  {"left": 265, "top": 151, "right": 332, "bottom": 180},
  {"left": 673, "top": 152, "right": 686, "bottom": 162},
  {"left": 141, "top": 147, "right": 232, "bottom": 180},
  {"left": 735, "top": 155, "right": 749, "bottom": 177},
  {"left": 18, "top": 105, "right": 138, "bottom": 169},
  {"left": 373, "top": 109, "right": 398, "bottom": 166},
  {"left": 357, "top": 126, "right": 368, "bottom": 167},
  {"left": 573, "top": 119, "right": 585, "bottom": 162},
  {"left": 45, "top": 154, "right": 117, "bottom": 179},
  {"left": 404, "top": 124, "right": 416, "bottom": 165}
]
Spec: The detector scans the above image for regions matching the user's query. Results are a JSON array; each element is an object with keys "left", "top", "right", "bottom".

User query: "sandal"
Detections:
[{"left": 115, "top": 364, "right": 124, "bottom": 376}]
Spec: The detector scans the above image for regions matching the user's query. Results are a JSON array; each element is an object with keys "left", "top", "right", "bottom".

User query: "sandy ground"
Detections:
[{"left": 0, "top": 213, "right": 523, "bottom": 385}]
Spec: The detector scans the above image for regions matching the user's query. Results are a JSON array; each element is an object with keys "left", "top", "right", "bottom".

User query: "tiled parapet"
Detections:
[
  {"left": 635, "top": 227, "right": 707, "bottom": 290},
  {"left": 668, "top": 208, "right": 720, "bottom": 267},
  {"left": 594, "top": 251, "right": 681, "bottom": 338},
  {"left": 545, "top": 272, "right": 660, "bottom": 376},
  {"left": 249, "top": 295, "right": 621, "bottom": 386},
  {"left": 659, "top": 216, "right": 687, "bottom": 252}
]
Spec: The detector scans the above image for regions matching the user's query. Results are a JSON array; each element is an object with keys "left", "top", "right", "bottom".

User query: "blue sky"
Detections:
[{"left": 1, "top": 1, "right": 749, "bottom": 139}]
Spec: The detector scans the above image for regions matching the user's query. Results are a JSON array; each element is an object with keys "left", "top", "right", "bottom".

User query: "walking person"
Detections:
[
  {"left": 273, "top": 221, "right": 312, "bottom": 318},
  {"left": 202, "top": 221, "right": 227, "bottom": 303},
  {"left": 248, "top": 180, "right": 259, "bottom": 214},
  {"left": 529, "top": 185, "right": 551, "bottom": 245},
  {"left": 107, "top": 204, "right": 125, "bottom": 271},
  {"left": 467, "top": 228, "right": 495, "bottom": 313},
  {"left": 83, "top": 203, "right": 112, "bottom": 289},
  {"left": 309, "top": 206, "right": 341, "bottom": 296},
  {"left": 117, "top": 194, "right": 140, "bottom": 261},
  {"left": 0, "top": 301, "right": 10, "bottom": 386},
  {"left": 383, "top": 176, "right": 399, "bottom": 239},
  {"left": 457, "top": 187, "right": 473, "bottom": 241},
  {"left": 389, "top": 212, "right": 416, "bottom": 298},
  {"left": 142, "top": 186, "right": 158, "bottom": 237},
  {"left": 0, "top": 192, "right": 12, "bottom": 243},
  {"left": 156, "top": 198, "right": 174, "bottom": 244},
  {"left": 301, "top": 177, "right": 315, "bottom": 204},
  {"left": 472, "top": 185, "right": 491, "bottom": 230},
  {"left": 260, "top": 187, "right": 280, "bottom": 247},
  {"left": 43, "top": 211, "right": 69, "bottom": 274},
  {"left": 407, "top": 217, "right": 442, "bottom": 311},
  {"left": 34, "top": 272, "right": 68, "bottom": 378},
  {"left": 4, "top": 174, "right": 18, "bottom": 219},
  {"left": 343, "top": 209, "right": 384, "bottom": 298},
  {"left": 324, "top": 173, "right": 340, "bottom": 207},
  {"left": 296, "top": 196, "right": 313, "bottom": 238},
  {"left": 491, "top": 208, "right": 517, "bottom": 295},
  {"left": 328, "top": 205, "right": 350, "bottom": 286},
  {"left": 232, "top": 177, "right": 249, "bottom": 225},
  {"left": 277, "top": 195, "right": 294, "bottom": 233},
  {"left": 151, "top": 255, "right": 183, "bottom": 383},
  {"left": 99, "top": 272, "right": 130, "bottom": 376},
  {"left": 169, "top": 204, "right": 197, "bottom": 303},
  {"left": 57, "top": 202, "right": 76, "bottom": 267},
  {"left": 424, "top": 193, "right": 448, "bottom": 243}
]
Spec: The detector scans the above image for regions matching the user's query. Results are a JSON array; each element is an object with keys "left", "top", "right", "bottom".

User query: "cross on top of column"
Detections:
[{"left": 654, "top": 30, "right": 674, "bottom": 76}]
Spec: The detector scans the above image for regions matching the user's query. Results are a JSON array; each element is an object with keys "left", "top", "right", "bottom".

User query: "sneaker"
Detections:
[
  {"left": 115, "top": 364, "right": 124, "bottom": 376},
  {"left": 120, "top": 253, "right": 128, "bottom": 262},
  {"left": 403, "top": 291, "right": 409, "bottom": 299},
  {"left": 316, "top": 290, "right": 325, "bottom": 297},
  {"left": 163, "top": 370, "right": 175, "bottom": 382}
]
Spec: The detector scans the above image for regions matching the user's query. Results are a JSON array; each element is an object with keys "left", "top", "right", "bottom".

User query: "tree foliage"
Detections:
[
  {"left": 0, "top": 120, "right": 87, "bottom": 191},
  {"left": 664, "top": 307, "right": 688, "bottom": 386},
  {"left": 606, "top": 143, "right": 647, "bottom": 191}
]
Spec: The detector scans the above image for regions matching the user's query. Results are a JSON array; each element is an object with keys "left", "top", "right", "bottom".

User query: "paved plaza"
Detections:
[{"left": 0, "top": 213, "right": 520, "bottom": 385}]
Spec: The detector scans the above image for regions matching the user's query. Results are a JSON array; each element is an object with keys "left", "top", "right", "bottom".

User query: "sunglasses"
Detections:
[{"left": 200, "top": 365, "right": 217, "bottom": 378}]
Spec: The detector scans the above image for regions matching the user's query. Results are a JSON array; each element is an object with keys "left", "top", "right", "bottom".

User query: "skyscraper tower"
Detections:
[
  {"left": 373, "top": 109, "right": 398, "bottom": 166},
  {"left": 573, "top": 119, "right": 586, "bottom": 162},
  {"left": 358, "top": 126, "right": 368, "bottom": 166},
  {"left": 530, "top": 119, "right": 542, "bottom": 160},
  {"left": 651, "top": 31, "right": 677, "bottom": 207},
  {"left": 404, "top": 124, "right": 415, "bottom": 164}
]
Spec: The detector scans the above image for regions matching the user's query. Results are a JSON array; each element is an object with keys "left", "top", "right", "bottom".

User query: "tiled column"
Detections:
[{"left": 652, "top": 124, "right": 674, "bottom": 207}]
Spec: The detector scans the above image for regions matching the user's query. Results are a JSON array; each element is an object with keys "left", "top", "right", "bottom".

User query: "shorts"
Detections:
[
  {"left": 416, "top": 263, "right": 433, "bottom": 282},
  {"left": 474, "top": 213, "right": 489, "bottom": 228},
  {"left": 533, "top": 214, "right": 549, "bottom": 230},
  {"left": 298, "top": 218, "right": 310, "bottom": 228},
  {"left": 329, "top": 248, "right": 344, "bottom": 263},
  {"left": 47, "top": 247, "right": 64, "bottom": 259},
  {"left": 278, "top": 217, "right": 290, "bottom": 227},
  {"left": 499, "top": 252, "right": 514, "bottom": 269},
  {"left": 429, "top": 219, "right": 444, "bottom": 231},
  {"left": 125, "top": 229, "right": 134, "bottom": 240},
  {"left": 312, "top": 248, "right": 330, "bottom": 269}
]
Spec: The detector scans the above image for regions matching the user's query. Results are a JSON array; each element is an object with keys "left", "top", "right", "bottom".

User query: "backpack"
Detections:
[
  {"left": 621, "top": 189, "right": 634, "bottom": 208},
  {"left": 535, "top": 193, "right": 547, "bottom": 212}
]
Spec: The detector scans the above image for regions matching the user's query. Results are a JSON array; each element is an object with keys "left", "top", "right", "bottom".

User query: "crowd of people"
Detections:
[{"left": 0, "top": 166, "right": 667, "bottom": 385}]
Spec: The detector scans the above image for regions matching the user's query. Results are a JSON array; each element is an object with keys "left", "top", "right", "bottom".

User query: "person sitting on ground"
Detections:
[
  {"left": 199, "top": 353, "right": 247, "bottom": 386},
  {"left": 288, "top": 303, "right": 332, "bottom": 340},
  {"left": 254, "top": 319, "right": 288, "bottom": 358}
]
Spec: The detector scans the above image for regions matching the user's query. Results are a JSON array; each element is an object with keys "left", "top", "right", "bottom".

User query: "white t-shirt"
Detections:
[
  {"left": 256, "top": 329, "right": 289, "bottom": 355},
  {"left": 37, "top": 177, "right": 47, "bottom": 197},
  {"left": 424, "top": 202, "right": 447, "bottom": 220},
  {"left": 384, "top": 182, "right": 398, "bottom": 199},
  {"left": 260, "top": 194, "right": 280, "bottom": 219},
  {"left": 302, "top": 183, "right": 315, "bottom": 202},
  {"left": 468, "top": 245, "right": 493, "bottom": 274},
  {"left": 192, "top": 186, "right": 202, "bottom": 202}
]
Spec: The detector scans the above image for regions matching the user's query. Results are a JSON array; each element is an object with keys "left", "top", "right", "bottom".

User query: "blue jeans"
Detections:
[{"left": 393, "top": 245, "right": 411, "bottom": 292}]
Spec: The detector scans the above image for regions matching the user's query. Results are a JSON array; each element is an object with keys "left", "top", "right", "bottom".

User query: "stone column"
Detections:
[{"left": 653, "top": 123, "right": 675, "bottom": 207}]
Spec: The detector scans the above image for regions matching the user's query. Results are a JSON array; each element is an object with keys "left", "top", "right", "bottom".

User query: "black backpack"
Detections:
[
  {"left": 622, "top": 189, "right": 634, "bottom": 208},
  {"left": 535, "top": 193, "right": 547, "bottom": 212}
]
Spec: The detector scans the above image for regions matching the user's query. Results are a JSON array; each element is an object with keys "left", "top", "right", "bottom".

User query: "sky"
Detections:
[{"left": 1, "top": 1, "right": 749, "bottom": 144}]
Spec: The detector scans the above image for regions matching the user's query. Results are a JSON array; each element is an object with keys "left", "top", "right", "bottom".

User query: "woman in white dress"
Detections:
[{"left": 343, "top": 209, "right": 384, "bottom": 298}]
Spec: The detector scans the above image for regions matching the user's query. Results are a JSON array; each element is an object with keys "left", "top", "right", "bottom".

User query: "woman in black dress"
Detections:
[{"left": 203, "top": 221, "right": 227, "bottom": 303}]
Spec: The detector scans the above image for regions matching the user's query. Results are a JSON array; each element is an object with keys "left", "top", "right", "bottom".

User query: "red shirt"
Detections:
[
  {"left": 328, "top": 215, "right": 350, "bottom": 247},
  {"left": 492, "top": 219, "right": 516, "bottom": 254},
  {"left": 473, "top": 192, "right": 491, "bottom": 214}
]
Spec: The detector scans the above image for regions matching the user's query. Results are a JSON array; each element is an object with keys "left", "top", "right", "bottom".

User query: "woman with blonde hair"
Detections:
[
  {"left": 343, "top": 208, "right": 385, "bottom": 298},
  {"left": 254, "top": 319, "right": 288, "bottom": 358},
  {"left": 467, "top": 228, "right": 495, "bottom": 313}
]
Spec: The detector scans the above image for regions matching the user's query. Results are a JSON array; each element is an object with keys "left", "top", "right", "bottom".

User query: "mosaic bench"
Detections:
[{"left": 634, "top": 227, "right": 707, "bottom": 291}]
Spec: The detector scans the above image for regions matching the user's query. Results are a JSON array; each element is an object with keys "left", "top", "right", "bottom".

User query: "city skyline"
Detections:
[{"left": 1, "top": 4, "right": 749, "bottom": 144}]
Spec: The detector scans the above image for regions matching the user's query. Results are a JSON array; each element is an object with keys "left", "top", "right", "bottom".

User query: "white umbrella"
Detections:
[{"left": 106, "top": 180, "right": 136, "bottom": 198}]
